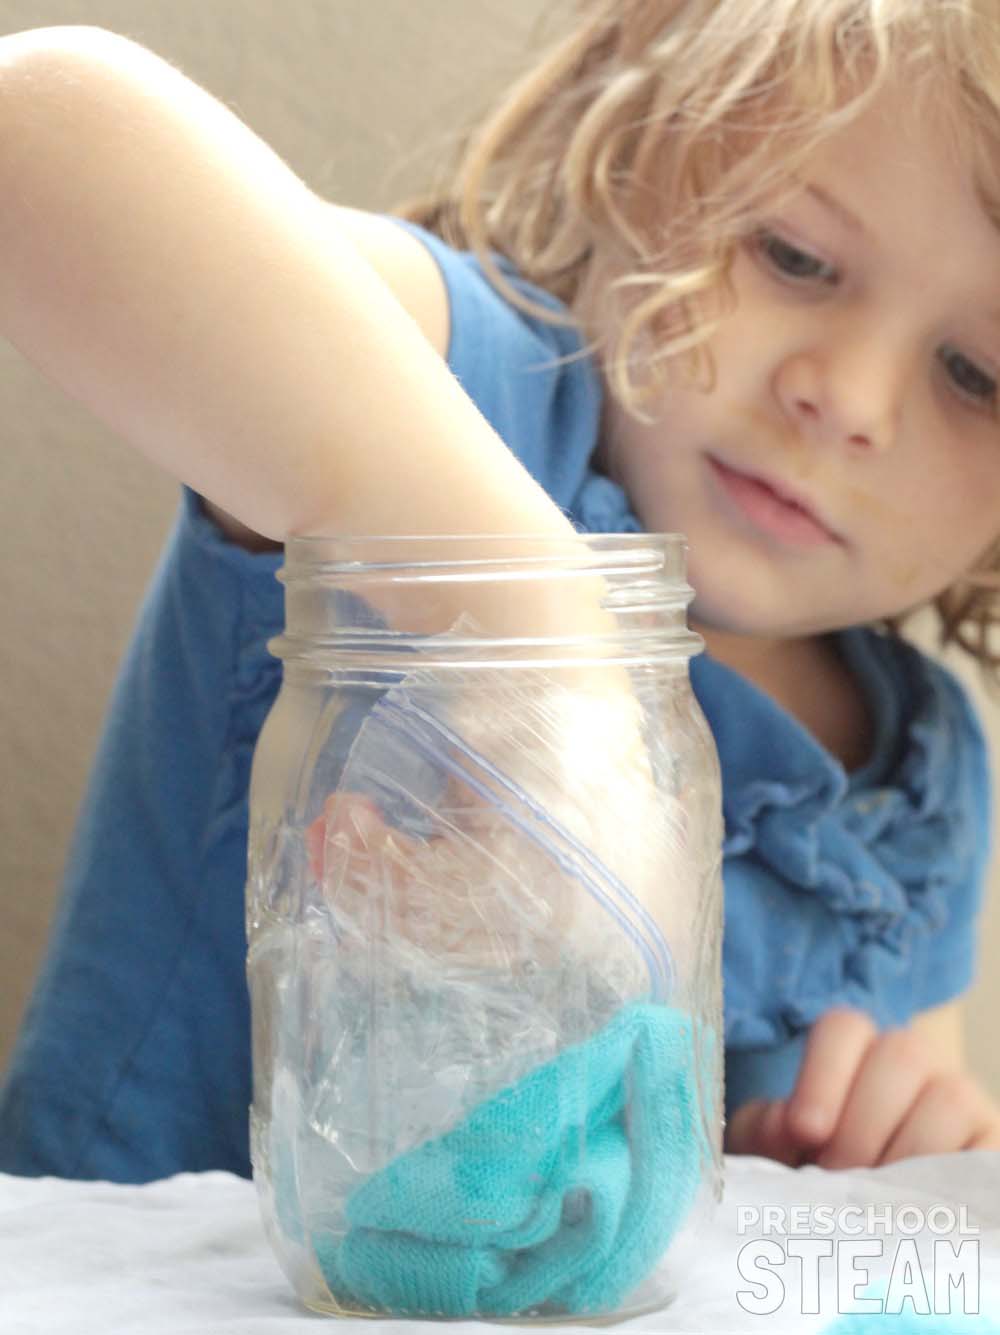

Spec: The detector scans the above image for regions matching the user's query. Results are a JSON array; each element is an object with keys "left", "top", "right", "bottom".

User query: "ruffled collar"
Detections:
[
  {"left": 690, "top": 625, "right": 913, "bottom": 855},
  {"left": 572, "top": 469, "right": 644, "bottom": 537},
  {"left": 694, "top": 624, "right": 986, "bottom": 1027},
  {"left": 692, "top": 625, "right": 973, "bottom": 858}
]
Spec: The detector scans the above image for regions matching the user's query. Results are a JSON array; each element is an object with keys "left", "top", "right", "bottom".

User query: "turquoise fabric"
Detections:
[
  {"left": 823, "top": 1314, "right": 1000, "bottom": 1333},
  {"left": 311, "top": 1003, "right": 709, "bottom": 1317}
]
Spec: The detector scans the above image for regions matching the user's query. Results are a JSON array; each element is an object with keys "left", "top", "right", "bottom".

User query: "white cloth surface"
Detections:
[{"left": 2, "top": 1155, "right": 998, "bottom": 1333}]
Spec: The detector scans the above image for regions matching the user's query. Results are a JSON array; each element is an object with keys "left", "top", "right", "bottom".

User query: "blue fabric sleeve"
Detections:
[{"left": 0, "top": 491, "right": 283, "bottom": 1180}]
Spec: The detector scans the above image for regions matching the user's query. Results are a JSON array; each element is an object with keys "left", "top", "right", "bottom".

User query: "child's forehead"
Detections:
[
  {"left": 778, "top": 85, "right": 1000, "bottom": 245},
  {"left": 828, "top": 76, "right": 1000, "bottom": 218},
  {"left": 746, "top": 69, "right": 1000, "bottom": 209},
  {"left": 569, "top": 13, "right": 1000, "bottom": 303}
]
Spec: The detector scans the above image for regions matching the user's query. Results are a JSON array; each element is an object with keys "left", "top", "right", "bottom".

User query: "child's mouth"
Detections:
[{"left": 707, "top": 455, "right": 844, "bottom": 549}]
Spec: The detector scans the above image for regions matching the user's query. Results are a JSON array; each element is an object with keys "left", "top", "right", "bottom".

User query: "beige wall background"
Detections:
[{"left": 1, "top": 0, "right": 998, "bottom": 1104}]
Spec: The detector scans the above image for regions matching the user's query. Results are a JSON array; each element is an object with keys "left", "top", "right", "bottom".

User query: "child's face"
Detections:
[{"left": 601, "top": 80, "right": 1000, "bottom": 639}]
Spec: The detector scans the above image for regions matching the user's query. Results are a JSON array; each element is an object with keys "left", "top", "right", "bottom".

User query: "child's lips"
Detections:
[{"left": 707, "top": 454, "right": 846, "bottom": 548}]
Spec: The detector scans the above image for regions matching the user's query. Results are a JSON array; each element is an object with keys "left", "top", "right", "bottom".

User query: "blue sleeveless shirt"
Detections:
[{"left": 0, "top": 221, "right": 990, "bottom": 1180}]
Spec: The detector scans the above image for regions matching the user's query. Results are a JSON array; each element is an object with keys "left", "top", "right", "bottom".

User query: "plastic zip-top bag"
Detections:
[
  {"left": 282, "top": 670, "right": 713, "bottom": 1317},
  {"left": 313, "top": 676, "right": 675, "bottom": 1001}
]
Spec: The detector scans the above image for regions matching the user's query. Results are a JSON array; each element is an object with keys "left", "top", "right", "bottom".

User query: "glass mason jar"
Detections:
[{"left": 246, "top": 533, "right": 723, "bottom": 1322}]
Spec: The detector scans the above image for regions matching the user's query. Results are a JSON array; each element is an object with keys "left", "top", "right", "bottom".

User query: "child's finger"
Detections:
[
  {"left": 318, "top": 791, "right": 385, "bottom": 845},
  {"left": 879, "top": 1073, "right": 999, "bottom": 1164},
  {"left": 812, "top": 1031, "right": 933, "bottom": 1169},
  {"left": 784, "top": 1008, "right": 878, "bottom": 1149},
  {"left": 967, "top": 1124, "right": 1000, "bottom": 1151},
  {"left": 305, "top": 791, "right": 414, "bottom": 883},
  {"left": 725, "top": 1098, "right": 802, "bottom": 1165},
  {"left": 723, "top": 1098, "right": 770, "bottom": 1155}
]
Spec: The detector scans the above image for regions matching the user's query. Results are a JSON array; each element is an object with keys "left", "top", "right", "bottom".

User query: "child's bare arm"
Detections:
[{"left": 0, "top": 26, "right": 569, "bottom": 547}]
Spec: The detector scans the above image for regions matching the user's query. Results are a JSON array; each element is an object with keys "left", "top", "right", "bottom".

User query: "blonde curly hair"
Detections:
[{"left": 396, "top": 0, "right": 1000, "bottom": 672}]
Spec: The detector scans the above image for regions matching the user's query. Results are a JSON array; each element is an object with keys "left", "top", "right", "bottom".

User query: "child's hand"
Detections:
[
  {"left": 299, "top": 681, "right": 672, "bottom": 982},
  {"left": 304, "top": 790, "right": 582, "bottom": 971},
  {"left": 303, "top": 780, "right": 656, "bottom": 996},
  {"left": 725, "top": 1007, "right": 1000, "bottom": 1167}
]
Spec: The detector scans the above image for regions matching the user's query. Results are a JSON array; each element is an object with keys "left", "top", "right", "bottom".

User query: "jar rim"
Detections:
[
  {"left": 281, "top": 532, "right": 688, "bottom": 574},
  {"left": 286, "top": 532, "right": 685, "bottom": 546}
]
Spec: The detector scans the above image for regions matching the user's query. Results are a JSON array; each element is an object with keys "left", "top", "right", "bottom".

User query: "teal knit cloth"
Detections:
[
  {"left": 822, "top": 1315, "right": 1000, "bottom": 1333},
  {"left": 311, "top": 1002, "right": 710, "bottom": 1317}
]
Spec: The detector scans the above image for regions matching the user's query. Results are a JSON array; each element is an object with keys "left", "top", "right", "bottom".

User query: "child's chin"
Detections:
[{"left": 688, "top": 586, "right": 791, "bottom": 640}]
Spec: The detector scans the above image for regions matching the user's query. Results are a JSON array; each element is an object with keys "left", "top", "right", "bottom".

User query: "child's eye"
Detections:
[
  {"left": 940, "top": 344, "right": 998, "bottom": 411},
  {"left": 755, "top": 231, "right": 838, "bottom": 285}
]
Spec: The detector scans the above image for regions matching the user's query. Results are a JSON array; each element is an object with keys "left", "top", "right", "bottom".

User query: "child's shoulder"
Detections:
[
  {"left": 382, "top": 214, "right": 608, "bottom": 518},
  {"left": 384, "top": 214, "right": 585, "bottom": 358}
]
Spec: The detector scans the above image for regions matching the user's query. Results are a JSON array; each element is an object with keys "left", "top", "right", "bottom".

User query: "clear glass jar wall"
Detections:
[{"left": 246, "top": 533, "right": 724, "bottom": 1321}]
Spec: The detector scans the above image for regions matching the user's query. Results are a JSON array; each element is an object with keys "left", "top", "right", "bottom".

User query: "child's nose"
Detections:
[{"left": 773, "top": 344, "right": 901, "bottom": 455}]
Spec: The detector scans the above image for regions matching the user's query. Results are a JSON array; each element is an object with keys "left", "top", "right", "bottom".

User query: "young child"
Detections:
[{"left": 2, "top": 0, "right": 999, "bottom": 1182}]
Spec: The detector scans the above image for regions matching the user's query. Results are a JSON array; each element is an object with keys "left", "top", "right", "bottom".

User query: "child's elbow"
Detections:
[
  {"left": 0, "top": 25, "right": 180, "bottom": 150},
  {"left": 0, "top": 26, "right": 147, "bottom": 177},
  {"left": 0, "top": 23, "right": 149, "bottom": 70}
]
